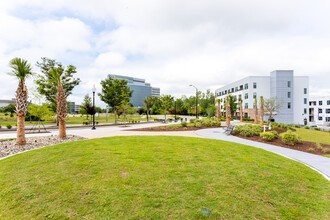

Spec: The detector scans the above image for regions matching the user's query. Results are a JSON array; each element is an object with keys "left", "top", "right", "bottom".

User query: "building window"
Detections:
[
  {"left": 288, "top": 102, "right": 291, "bottom": 109},
  {"left": 235, "top": 86, "right": 238, "bottom": 92},
  {"left": 304, "top": 108, "right": 307, "bottom": 114},
  {"left": 304, "top": 88, "right": 307, "bottom": 94},
  {"left": 287, "top": 81, "right": 291, "bottom": 87},
  {"left": 240, "top": 85, "right": 243, "bottom": 90},
  {"left": 288, "top": 92, "right": 291, "bottom": 98},
  {"left": 245, "top": 93, "right": 248, "bottom": 99},
  {"left": 221, "top": 105, "right": 223, "bottom": 109},
  {"left": 319, "top": 108, "right": 322, "bottom": 113},
  {"left": 319, "top": 101, "right": 323, "bottom": 105},
  {"left": 318, "top": 117, "right": 323, "bottom": 121},
  {"left": 220, "top": 98, "right": 223, "bottom": 102},
  {"left": 326, "top": 109, "right": 330, "bottom": 114},
  {"left": 238, "top": 94, "right": 242, "bottom": 101},
  {"left": 253, "top": 82, "right": 257, "bottom": 89},
  {"left": 326, "top": 117, "right": 330, "bottom": 122},
  {"left": 327, "top": 100, "right": 330, "bottom": 105},
  {"left": 253, "top": 93, "right": 257, "bottom": 99},
  {"left": 244, "top": 83, "right": 248, "bottom": 89},
  {"left": 313, "top": 101, "right": 316, "bottom": 105},
  {"left": 245, "top": 103, "right": 248, "bottom": 109},
  {"left": 304, "top": 98, "right": 307, "bottom": 104}
]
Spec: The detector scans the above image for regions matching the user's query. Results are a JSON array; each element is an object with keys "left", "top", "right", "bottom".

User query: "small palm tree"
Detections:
[
  {"left": 260, "top": 96, "right": 264, "bottom": 126},
  {"left": 226, "top": 96, "right": 231, "bottom": 125},
  {"left": 8, "top": 58, "right": 34, "bottom": 145},
  {"left": 240, "top": 100, "right": 243, "bottom": 122},
  {"left": 144, "top": 96, "right": 157, "bottom": 121},
  {"left": 215, "top": 99, "right": 220, "bottom": 121},
  {"left": 254, "top": 98, "right": 258, "bottom": 124},
  {"left": 50, "top": 68, "right": 67, "bottom": 138}
]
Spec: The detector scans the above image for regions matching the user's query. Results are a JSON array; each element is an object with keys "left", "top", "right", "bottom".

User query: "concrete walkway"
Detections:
[{"left": 195, "top": 128, "right": 330, "bottom": 180}]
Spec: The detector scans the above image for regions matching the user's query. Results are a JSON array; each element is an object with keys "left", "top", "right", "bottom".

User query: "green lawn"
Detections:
[
  {"left": 295, "top": 128, "right": 330, "bottom": 145},
  {"left": 0, "top": 136, "right": 329, "bottom": 219}
]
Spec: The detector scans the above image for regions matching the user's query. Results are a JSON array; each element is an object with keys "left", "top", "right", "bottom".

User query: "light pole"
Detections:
[
  {"left": 175, "top": 100, "right": 177, "bottom": 120},
  {"left": 92, "top": 84, "right": 96, "bottom": 130},
  {"left": 189, "top": 85, "right": 198, "bottom": 118}
]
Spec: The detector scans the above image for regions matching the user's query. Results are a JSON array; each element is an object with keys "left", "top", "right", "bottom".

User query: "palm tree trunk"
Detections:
[
  {"left": 59, "top": 119, "right": 66, "bottom": 138},
  {"left": 16, "top": 114, "right": 26, "bottom": 145},
  {"left": 146, "top": 108, "right": 149, "bottom": 121},
  {"left": 226, "top": 100, "right": 230, "bottom": 126},
  {"left": 114, "top": 110, "right": 117, "bottom": 124},
  {"left": 240, "top": 102, "right": 243, "bottom": 122}
]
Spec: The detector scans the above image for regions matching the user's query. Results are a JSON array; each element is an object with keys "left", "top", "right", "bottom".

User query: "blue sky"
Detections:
[{"left": 1, "top": 0, "right": 330, "bottom": 107}]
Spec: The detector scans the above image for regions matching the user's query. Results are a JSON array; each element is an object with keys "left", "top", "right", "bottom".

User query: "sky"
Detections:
[{"left": 1, "top": 0, "right": 330, "bottom": 107}]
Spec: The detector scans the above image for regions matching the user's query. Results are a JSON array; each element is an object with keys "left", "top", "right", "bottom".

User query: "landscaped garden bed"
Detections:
[{"left": 232, "top": 124, "right": 330, "bottom": 156}]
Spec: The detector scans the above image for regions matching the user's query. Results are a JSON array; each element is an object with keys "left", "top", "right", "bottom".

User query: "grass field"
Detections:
[
  {"left": 0, "top": 136, "right": 329, "bottom": 219},
  {"left": 295, "top": 128, "right": 330, "bottom": 145}
]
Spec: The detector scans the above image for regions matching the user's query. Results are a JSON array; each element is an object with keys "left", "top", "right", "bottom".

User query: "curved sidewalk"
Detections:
[{"left": 195, "top": 128, "right": 330, "bottom": 180}]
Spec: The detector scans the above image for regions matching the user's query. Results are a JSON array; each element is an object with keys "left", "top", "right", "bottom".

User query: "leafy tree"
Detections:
[
  {"left": 264, "top": 97, "right": 284, "bottom": 121},
  {"left": 228, "top": 94, "right": 238, "bottom": 116},
  {"left": 98, "top": 76, "right": 133, "bottom": 124},
  {"left": 8, "top": 57, "right": 34, "bottom": 145},
  {"left": 80, "top": 94, "right": 92, "bottom": 120},
  {"left": 28, "top": 103, "right": 54, "bottom": 131},
  {"left": 144, "top": 96, "right": 157, "bottom": 121},
  {"left": 159, "top": 95, "right": 174, "bottom": 120},
  {"left": 206, "top": 105, "right": 216, "bottom": 116},
  {"left": 3, "top": 103, "right": 16, "bottom": 113},
  {"left": 35, "top": 57, "right": 81, "bottom": 112}
]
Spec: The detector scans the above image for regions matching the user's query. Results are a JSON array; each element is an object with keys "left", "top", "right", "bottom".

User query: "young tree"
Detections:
[
  {"left": 254, "top": 98, "right": 258, "bottom": 124},
  {"left": 35, "top": 57, "right": 81, "bottom": 113},
  {"left": 3, "top": 103, "right": 16, "bottom": 113},
  {"left": 215, "top": 99, "right": 220, "bottom": 121},
  {"left": 228, "top": 94, "right": 238, "bottom": 116},
  {"left": 50, "top": 68, "right": 67, "bottom": 138},
  {"left": 159, "top": 95, "right": 174, "bottom": 120},
  {"left": 28, "top": 103, "right": 54, "bottom": 132},
  {"left": 98, "top": 76, "right": 133, "bottom": 124},
  {"left": 144, "top": 96, "right": 157, "bottom": 121},
  {"left": 260, "top": 96, "right": 264, "bottom": 126},
  {"left": 8, "top": 58, "right": 34, "bottom": 145},
  {"left": 80, "top": 94, "right": 92, "bottom": 120},
  {"left": 226, "top": 96, "right": 231, "bottom": 125},
  {"left": 264, "top": 97, "right": 284, "bottom": 121}
]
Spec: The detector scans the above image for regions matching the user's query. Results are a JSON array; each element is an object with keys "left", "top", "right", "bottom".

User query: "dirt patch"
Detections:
[
  {"left": 126, "top": 125, "right": 223, "bottom": 132},
  {"left": 233, "top": 128, "right": 330, "bottom": 156}
]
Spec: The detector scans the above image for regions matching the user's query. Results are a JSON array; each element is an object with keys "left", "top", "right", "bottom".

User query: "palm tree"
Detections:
[
  {"left": 240, "top": 100, "right": 243, "bottom": 122},
  {"left": 215, "top": 99, "right": 220, "bottom": 121},
  {"left": 260, "top": 96, "right": 264, "bottom": 126},
  {"left": 50, "top": 68, "right": 67, "bottom": 138},
  {"left": 226, "top": 96, "right": 231, "bottom": 125},
  {"left": 8, "top": 58, "right": 33, "bottom": 145},
  {"left": 254, "top": 98, "right": 258, "bottom": 124},
  {"left": 144, "top": 96, "right": 157, "bottom": 121}
]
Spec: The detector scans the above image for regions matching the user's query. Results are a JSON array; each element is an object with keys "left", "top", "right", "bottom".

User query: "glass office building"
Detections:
[{"left": 108, "top": 74, "right": 160, "bottom": 107}]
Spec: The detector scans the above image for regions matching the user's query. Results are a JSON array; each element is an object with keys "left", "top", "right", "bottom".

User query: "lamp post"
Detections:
[
  {"left": 189, "top": 85, "right": 198, "bottom": 118},
  {"left": 92, "top": 84, "right": 96, "bottom": 130},
  {"left": 175, "top": 100, "right": 177, "bottom": 120}
]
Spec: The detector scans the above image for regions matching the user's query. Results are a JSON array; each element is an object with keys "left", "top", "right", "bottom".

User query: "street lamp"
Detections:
[
  {"left": 189, "top": 84, "right": 198, "bottom": 118},
  {"left": 92, "top": 84, "right": 96, "bottom": 130}
]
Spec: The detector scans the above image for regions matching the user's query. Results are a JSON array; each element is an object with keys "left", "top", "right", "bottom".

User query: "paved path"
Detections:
[{"left": 195, "top": 128, "right": 330, "bottom": 180}]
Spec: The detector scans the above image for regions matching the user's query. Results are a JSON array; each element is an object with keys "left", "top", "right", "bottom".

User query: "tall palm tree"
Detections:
[
  {"left": 215, "top": 99, "right": 220, "bottom": 121},
  {"left": 240, "top": 100, "right": 243, "bottom": 122},
  {"left": 144, "top": 96, "right": 157, "bottom": 122},
  {"left": 226, "top": 96, "right": 231, "bottom": 125},
  {"left": 260, "top": 96, "right": 264, "bottom": 126},
  {"left": 8, "top": 58, "right": 33, "bottom": 145},
  {"left": 254, "top": 98, "right": 258, "bottom": 124},
  {"left": 50, "top": 68, "right": 67, "bottom": 138}
]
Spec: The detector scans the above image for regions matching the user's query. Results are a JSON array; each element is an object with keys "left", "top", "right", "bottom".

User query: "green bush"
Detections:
[
  {"left": 282, "top": 130, "right": 302, "bottom": 146},
  {"left": 6, "top": 125, "right": 12, "bottom": 129},
  {"left": 190, "top": 118, "right": 196, "bottom": 123},
  {"left": 322, "top": 148, "right": 330, "bottom": 153},
  {"left": 270, "top": 130, "right": 279, "bottom": 139},
  {"left": 294, "top": 125, "right": 301, "bottom": 128},
  {"left": 304, "top": 126, "right": 310, "bottom": 129},
  {"left": 201, "top": 118, "right": 212, "bottom": 127},
  {"left": 181, "top": 121, "right": 187, "bottom": 127},
  {"left": 308, "top": 148, "right": 315, "bottom": 152},
  {"left": 234, "top": 124, "right": 262, "bottom": 137},
  {"left": 194, "top": 121, "right": 202, "bottom": 128},
  {"left": 260, "top": 131, "right": 276, "bottom": 141},
  {"left": 314, "top": 127, "right": 321, "bottom": 131}
]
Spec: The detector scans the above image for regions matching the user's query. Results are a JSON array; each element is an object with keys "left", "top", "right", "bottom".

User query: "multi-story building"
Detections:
[
  {"left": 309, "top": 96, "right": 330, "bottom": 126},
  {"left": 215, "top": 70, "right": 309, "bottom": 124},
  {"left": 108, "top": 74, "right": 160, "bottom": 107}
]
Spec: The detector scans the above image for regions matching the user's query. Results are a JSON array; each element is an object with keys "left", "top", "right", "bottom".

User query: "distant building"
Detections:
[
  {"left": 108, "top": 74, "right": 160, "bottom": 107},
  {"left": 67, "top": 102, "right": 75, "bottom": 114},
  {"left": 309, "top": 96, "right": 330, "bottom": 126},
  {"left": 215, "top": 70, "right": 309, "bottom": 124},
  {"left": 0, "top": 99, "right": 15, "bottom": 108}
]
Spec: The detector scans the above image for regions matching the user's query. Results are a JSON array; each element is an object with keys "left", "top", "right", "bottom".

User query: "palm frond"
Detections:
[{"left": 8, "top": 57, "right": 33, "bottom": 82}]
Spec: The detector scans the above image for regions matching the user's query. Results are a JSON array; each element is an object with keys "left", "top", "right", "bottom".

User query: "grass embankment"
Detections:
[
  {"left": 0, "top": 136, "right": 329, "bottom": 219},
  {"left": 295, "top": 128, "right": 330, "bottom": 145}
]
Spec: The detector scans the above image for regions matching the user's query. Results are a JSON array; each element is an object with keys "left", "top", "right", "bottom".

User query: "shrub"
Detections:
[
  {"left": 314, "top": 127, "right": 321, "bottom": 131},
  {"left": 316, "top": 143, "right": 323, "bottom": 150},
  {"left": 181, "top": 121, "right": 187, "bottom": 127},
  {"left": 0, "top": 125, "right": 1, "bottom": 129},
  {"left": 6, "top": 125, "right": 12, "bottom": 129},
  {"left": 194, "top": 121, "right": 202, "bottom": 128},
  {"left": 260, "top": 131, "right": 277, "bottom": 141},
  {"left": 282, "top": 130, "right": 302, "bottom": 146},
  {"left": 183, "top": 127, "right": 188, "bottom": 130},
  {"left": 270, "top": 130, "right": 279, "bottom": 139},
  {"left": 201, "top": 118, "right": 212, "bottom": 127},
  {"left": 304, "top": 126, "right": 310, "bottom": 129},
  {"left": 294, "top": 125, "right": 301, "bottom": 128},
  {"left": 234, "top": 124, "right": 262, "bottom": 137},
  {"left": 322, "top": 148, "right": 330, "bottom": 153},
  {"left": 190, "top": 118, "right": 196, "bottom": 123},
  {"left": 308, "top": 148, "right": 315, "bottom": 152},
  {"left": 10, "top": 113, "right": 14, "bottom": 117}
]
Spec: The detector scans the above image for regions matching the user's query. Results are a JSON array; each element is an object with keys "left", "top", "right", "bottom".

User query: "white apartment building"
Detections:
[
  {"left": 309, "top": 96, "right": 330, "bottom": 126},
  {"left": 215, "top": 70, "right": 309, "bottom": 124}
]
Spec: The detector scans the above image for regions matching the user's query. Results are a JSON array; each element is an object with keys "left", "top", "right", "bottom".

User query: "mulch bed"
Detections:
[
  {"left": 232, "top": 127, "right": 330, "bottom": 156},
  {"left": 127, "top": 125, "right": 223, "bottom": 132}
]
